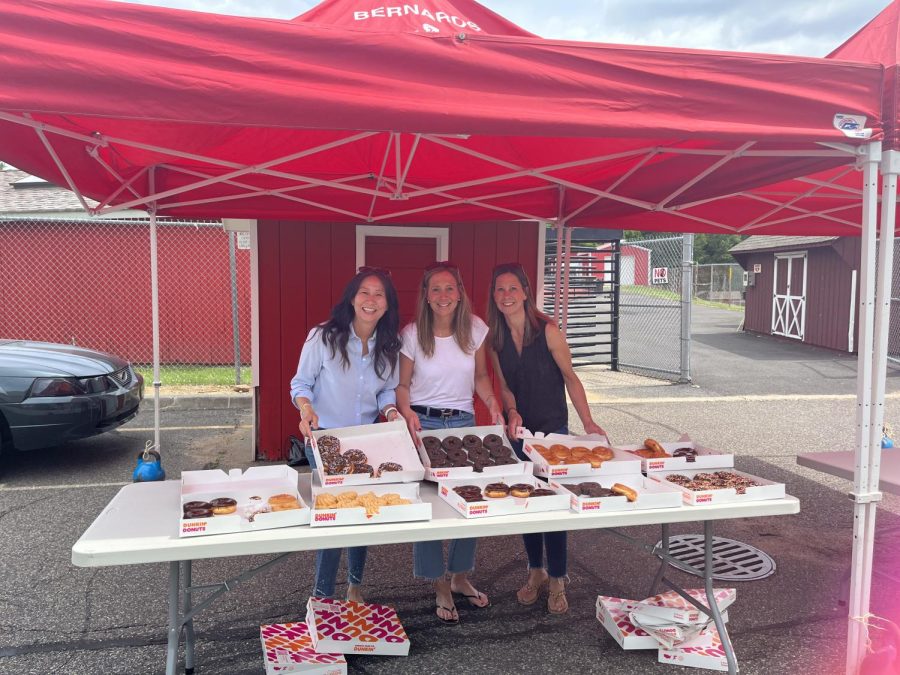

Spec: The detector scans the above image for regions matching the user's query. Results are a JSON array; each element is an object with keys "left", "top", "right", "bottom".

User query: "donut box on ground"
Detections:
[
  {"left": 306, "top": 598, "right": 410, "bottom": 656},
  {"left": 618, "top": 437, "right": 734, "bottom": 473},
  {"left": 309, "top": 481, "right": 431, "bottom": 527},
  {"left": 647, "top": 469, "right": 786, "bottom": 506},
  {"left": 310, "top": 420, "right": 425, "bottom": 487},
  {"left": 260, "top": 622, "right": 347, "bottom": 675},
  {"left": 437, "top": 475, "right": 569, "bottom": 518},
  {"left": 415, "top": 424, "right": 532, "bottom": 481},
  {"left": 596, "top": 596, "right": 661, "bottom": 650},
  {"left": 520, "top": 433, "right": 642, "bottom": 479},
  {"left": 631, "top": 609, "right": 729, "bottom": 650},
  {"left": 549, "top": 475, "right": 682, "bottom": 513},
  {"left": 658, "top": 624, "right": 730, "bottom": 671},
  {"left": 180, "top": 466, "right": 310, "bottom": 538},
  {"left": 632, "top": 588, "right": 737, "bottom": 625}
]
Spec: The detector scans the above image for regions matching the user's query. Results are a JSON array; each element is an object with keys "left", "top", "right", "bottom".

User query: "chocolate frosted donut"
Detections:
[
  {"left": 484, "top": 482, "right": 510, "bottom": 498},
  {"left": 673, "top": 447, "right": 698, "bottom": 462},
  {"left": 482, "top": 434, "right": 503, "bottom": 450},
  {"left": 468, "top": 447, "right": 491, "bottom": 462},
  {"left": 422, "top": 436, "right": 443, "bottom": 452},
  {"left": 183, "top": 507, "right": 213, "bottom": 518},
  {"left": 183, "top": 500, "right": 212, "bottom": 511},
  {"left": 462, "top": 434, "right": 483, "bottom": 450},
  {"left": 343, "top": 449, "right": 368, "bottom": 465},
  {"left": 441, "top": 435, "right": 464, "bottom": 452},
  {"left": 323, "top": 454, "right": 351, "bottom": 475},
  {"left": 489, "top": 445, "right": 513, "bottom": 458},
  {"left": 352, "top": 463, "right": 374, "bottom": 477},
  {"left": 377, "top": 461, "right": 403, "bottom": 477},
  {"left": 509, "top": 483, "right": 535, "bottom": 498},
  {"left": 530, "top": 488, "right": 556, "bottom": 497},
  {"left": 317, "top": 434, "right": 342, "bottom": 455},
  {"left": 492, "top": 457, "right": 518, "bottom": 466},
  {"left": 577, "top": 481, "right": 603, "bottom": 493},
  {"left": 446, "top": 447, "right": 467, "bottom": 462}
]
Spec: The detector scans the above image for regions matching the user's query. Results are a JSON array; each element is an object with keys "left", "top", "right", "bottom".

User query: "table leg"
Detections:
[
  {"left": 166, "top": 561, "right": 181, "bottom": 675},
  {"left": 182, "top": 560, "right": 196, "bottom": 675},
  {"left": 649, "top": 523, "right": 670, "bottom": 596},
  {"left": 703, "top": 521, "right": 738, "bottom": 675}
]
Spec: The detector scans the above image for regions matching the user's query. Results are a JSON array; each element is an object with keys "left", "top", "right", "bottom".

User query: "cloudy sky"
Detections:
[{"left": 120, "top": 0, "right": 891, "bottom": 57}]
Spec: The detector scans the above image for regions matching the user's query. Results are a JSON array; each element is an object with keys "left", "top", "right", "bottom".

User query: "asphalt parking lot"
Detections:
[{"left": 2, "top": 305, "right": 899, "bottom": 675}]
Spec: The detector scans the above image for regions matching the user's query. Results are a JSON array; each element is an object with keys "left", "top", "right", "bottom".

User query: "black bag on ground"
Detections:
[{"left": 288, "top": 435, "right": 309, "bottom": 466}]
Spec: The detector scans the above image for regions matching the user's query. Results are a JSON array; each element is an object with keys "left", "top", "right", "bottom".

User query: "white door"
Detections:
[
  {"left": 620, "top": 255, "right": 635, "bottom": 285},
  {"left": 771, "top": 253, "right": 807, "bottom": 340}
]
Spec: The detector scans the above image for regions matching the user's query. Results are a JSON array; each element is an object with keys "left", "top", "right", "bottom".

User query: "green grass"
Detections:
[
  {"left": 620, "top": 284, "right": 744, "bottom": 312},
  {"left": 135, "top": 365, "right": 251, "bottom": 386}
]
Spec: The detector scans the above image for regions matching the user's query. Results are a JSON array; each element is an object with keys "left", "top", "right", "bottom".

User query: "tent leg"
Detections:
[
  {"left": 846, "top": 140, "right": 883, "bottom": 675},
  {"left": 149, "top": 174, "right": 162, "bottom": 454}
]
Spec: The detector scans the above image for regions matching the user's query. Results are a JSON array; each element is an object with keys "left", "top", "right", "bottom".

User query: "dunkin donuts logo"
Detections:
[
  {"left": 581, "top": 501, "right": 600, "bottom": 510},
  {"left": 313, "top": 601, "right": 409, "bottom": 644},
  {"left": 694, "top": 493, "right": 713, "bottom": 504},
  {"left": 315, "top": 512, "right": 337, "bottom": 522},
  {"left": 550, "top": 468, "right": 568, "bottom": 476},
  {"left": 435, "top": 470, "right": 450, "bottom": 478},
  {"left": 325, "top": 477, "right": 344, "bottom": 486},
  {"left": 648, "top": 461, "right": 665, "bottom": 470},
  {"left": 182, "top": 521, "right": 207, "bottom": 533},
  {"left": 468, "top": 504, "right": 489, "bottom": 515}
]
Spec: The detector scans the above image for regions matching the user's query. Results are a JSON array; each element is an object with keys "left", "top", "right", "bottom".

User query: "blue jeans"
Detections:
[
  {"left": 413, "top": 410, "right": 479, "bottom": 579},
  {"left": 308, "top": 444, "right": 368, "bottom": 597},
  {"left": 513, "top": 425, "right": 569, "bottom": 579}
]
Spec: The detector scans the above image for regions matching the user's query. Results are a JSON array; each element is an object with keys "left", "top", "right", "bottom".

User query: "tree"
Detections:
[{"left": 623, "top": 231, "right": 744, "bottom": 264}]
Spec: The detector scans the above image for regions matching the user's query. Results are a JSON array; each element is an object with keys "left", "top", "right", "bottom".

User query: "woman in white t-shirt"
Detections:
[{"left": 397, "top": 261, "right": 503, "bottom": 625}]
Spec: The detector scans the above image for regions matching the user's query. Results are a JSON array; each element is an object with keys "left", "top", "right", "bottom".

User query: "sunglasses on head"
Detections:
[
  {"left": 424, "top": 260, "right": 459, "bottom": 272},
  {"left": 493, "top": 262, "right": 526, "bottom": 275},
  {"left": 358, "top": 265, "right": 392, "bottom": 277}
]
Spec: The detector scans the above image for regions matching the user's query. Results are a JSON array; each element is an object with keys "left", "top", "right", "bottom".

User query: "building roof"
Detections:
[
  {"left": 729, "top": 235, "right": 839, "bottom": 254},
  {"left": 0, "top": 169, "right": 97, "bottom": 215}
]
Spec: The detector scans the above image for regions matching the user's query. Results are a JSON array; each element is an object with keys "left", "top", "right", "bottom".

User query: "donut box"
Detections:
[
  {"left": 596, "top": 596, "right": 660, "bottom": 650},
  {"left": 415, "top": 425, "right": 532, "bottom": 482},
  {"left": 549, "top": 475, "right": 682, "bottom": 513},
  {"left": 310, "top": 420, "right": 425, "bottom": 487},
  {"left": 179, "top": 466, "right": 310, "bottom": 537},
  {"left": 520, "top": 434, "right": 642, "bottom": 479},
  {"left": 631, "top": 609, "right": 729, "bottom": 650},
  {"left": 658, "top": 624, "right": 730, "bottom": 672},
  {"left": 618, "top": 438, "right": 734, "bottom": 473},
  {"left": 309, "top": 481, "right": 431, "bottom": 527},
  {"left": 632, "top": 588, "right": 736, "bottom": 626},
  {"left": 437, "top": 475, "right": 569, "bottom": 518},
  {"left": 647, "top": 468, "right": 786, "bottom": 506},
  {"left": 306, "top": 598, "right": 410, "bottom": 656},
  {"left": 260, "top": 622, "right": 347, "bottom": 675}
]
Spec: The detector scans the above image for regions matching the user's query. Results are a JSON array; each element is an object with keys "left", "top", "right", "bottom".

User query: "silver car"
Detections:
[{"left": 0, "top": 340, "right": 144, "bottom": 456}]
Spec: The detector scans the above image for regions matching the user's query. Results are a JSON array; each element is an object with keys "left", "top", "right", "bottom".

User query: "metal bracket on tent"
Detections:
[{"left": 848, "top": 490, "right": 883, "bottom": 503}]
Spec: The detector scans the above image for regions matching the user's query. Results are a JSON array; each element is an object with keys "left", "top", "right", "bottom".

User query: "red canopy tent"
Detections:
[{"left": 0, "top": 1, "right": 892, "bottom": 673}]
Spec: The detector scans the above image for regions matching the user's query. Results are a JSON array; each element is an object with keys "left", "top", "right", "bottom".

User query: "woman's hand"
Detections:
[
  {"left": 506, "top": 409, "right": 523, "bottom": 441},
  {"left": 488, "top": 398, "right": 504, "bottom": 426},
  {"left": 402, "top": 409, "right": 422, "bottom": 444},
  {"left": 583, "top": 420, "right": 607, "bottom": 437},
  {"left": 298, "top": 402, "right": 319, "bottom": 438}
]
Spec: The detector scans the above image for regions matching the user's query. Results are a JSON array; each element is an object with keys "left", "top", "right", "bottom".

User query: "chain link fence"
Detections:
[
  {"left": 617, "top": 234, "right": 685, "bottom": 380},
  {"left": 0, "top": 217, "right": 251, "bottom": 385},
  {"left": 694, "top": 263, "right": 744, "bottom": 306}
]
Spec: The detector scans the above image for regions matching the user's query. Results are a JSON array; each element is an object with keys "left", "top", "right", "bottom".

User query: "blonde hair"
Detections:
[{"left": 415, "top": 264, "right": 474, "bottom": 357}]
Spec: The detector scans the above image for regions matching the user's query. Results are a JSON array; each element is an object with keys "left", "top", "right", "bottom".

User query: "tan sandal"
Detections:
[
  {"left": 547, "top": 578, "right": 569, "bottom": 614},
  {"left": 516, "top": 570, "right": 548, "bottom": 606}
]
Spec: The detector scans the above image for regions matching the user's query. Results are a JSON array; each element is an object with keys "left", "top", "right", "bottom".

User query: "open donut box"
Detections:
[
  {"left": 309, "top": 480, "right": 431, "bottom": 527},
  {"left": 415, "top": 424, "right": 532, "bottom": 481},
  {"left": 617, "top": 436, "right": 734, "bottom": 473},
  {"left": 309, "top": 420, "right": 425, "bottom": 487},
  {"left": 179, "top": 465, "right": 310, "bottom": 537},
  {"left": 437, "top": 475, "right": 569, "bottom": 518},
  {"left": 549, "top": 475, "right": 683, "bottom": 513},
  {"left": 520, "top": 432, "right": 642, "bottom": 479},
  {"left": 647, "top": 468, "right": 786, "bottom": 505}
]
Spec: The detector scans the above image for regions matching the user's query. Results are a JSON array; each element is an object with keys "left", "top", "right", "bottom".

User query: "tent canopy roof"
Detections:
[{"left": 0, "top": 0, "right": 884, "bottom": 233}]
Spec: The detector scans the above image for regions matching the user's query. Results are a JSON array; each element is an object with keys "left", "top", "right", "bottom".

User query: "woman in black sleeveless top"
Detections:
[{"left": 487, "top": 262, "right": 606, "bottom": 614}]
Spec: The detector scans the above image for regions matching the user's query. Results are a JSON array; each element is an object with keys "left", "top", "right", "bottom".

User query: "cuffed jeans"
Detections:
[
  {"left": 513, "top": 425, "right": 570, "bottom": 579},
  {"left": 413, "top": 410, "right": 478, "bottom": 579},
  {"left": 308, "top": 445, "right": 367, "bottom": 597}
]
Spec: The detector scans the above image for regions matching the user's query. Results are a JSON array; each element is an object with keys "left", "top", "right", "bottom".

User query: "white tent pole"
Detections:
[
  {"left": 846, "top": 139, "right": 882, "bottom": 674},
  {"left": 149, "top": 168, "right": 161, "bottom": 454}
]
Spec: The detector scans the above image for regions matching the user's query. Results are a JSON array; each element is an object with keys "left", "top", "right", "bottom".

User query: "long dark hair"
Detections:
[
  {"left": 487, "top": 262, "right": 552, "bottom": 353},
  {"left": 318, "top": 269, "right": 401, "bottom": 379}
]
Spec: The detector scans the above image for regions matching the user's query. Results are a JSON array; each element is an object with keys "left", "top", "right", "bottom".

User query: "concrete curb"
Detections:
[{"left": 143, "top": 393, "right": 252, "bottom": 410}]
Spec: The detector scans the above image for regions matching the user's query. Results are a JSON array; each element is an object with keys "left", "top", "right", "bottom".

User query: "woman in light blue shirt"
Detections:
[{"left": 290, "top": 267, "right": 402, "bottom": 602}]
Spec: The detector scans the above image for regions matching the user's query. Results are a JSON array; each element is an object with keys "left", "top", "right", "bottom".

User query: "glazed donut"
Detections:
[
  {"left": 551, "top": 444, "right": 570, "bottom": 461},
  {"left": 530, "top": 443, "right": 549, "bottom": 456},
  {"left": 422, "top": 436, "right": 443, "bottom": 452},
  {"left": 570, "top": 446, "right": 590, "bottom": 458},
  {"left": 586, "top": 454, "right": 605, "bottom": 469},
  {"left": 342, "top": 449, "right": 368, "bottom": 465},
  {"left": 591, "top": 446, "right": 614, "bottom": 461},
  {"left": 482, "top": 434, "right": 503, "bottom": 450},
  {"left": 611, "top": 483, "right": 638, "bottom": 502},
  {"left": 441, "top": 435, "right": 464, "bottom": 452},
  {"left": 509, "top": 483, "right": 534, "bottom": 498},
  {"left": 644, "top": 438, "right": 670, "bottom": 458},
  {"left": 271, "top": 496, "right": 301, "bottom": 511},
  {"left": 183, "top": 507, "right": 213, "bottom": 518},
  {"left": 483, "top": 482, "right": 510, "bottom": 498},
  {"left": 210, "top": 497, "right": 237, "bottom": 515},
  {"left": 317, "top": 434, "right": 342, "bottom": 455},
  {"left": 462, "top": 434, "right": 483, "bottom": 450}
]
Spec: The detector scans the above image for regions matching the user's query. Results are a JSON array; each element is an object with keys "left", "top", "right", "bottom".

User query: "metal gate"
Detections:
[{"left": 617, "top": 234, "right": 686, "bottom": 381}]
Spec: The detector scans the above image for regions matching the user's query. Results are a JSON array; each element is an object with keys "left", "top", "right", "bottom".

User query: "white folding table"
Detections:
[
  {"left": 797, "top": 450, "right": 900, "bottom": 496},
  {"left": 72, "top": 477, "right": 799, "bottom": 675}
]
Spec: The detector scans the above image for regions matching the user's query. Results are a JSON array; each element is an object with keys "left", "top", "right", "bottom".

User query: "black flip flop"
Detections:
[
  {"left": 436, "top": 604, "right": 459, "bottom": 624},
  {"left": 455, "top": 591, "right": 491, "bottom": 608}
]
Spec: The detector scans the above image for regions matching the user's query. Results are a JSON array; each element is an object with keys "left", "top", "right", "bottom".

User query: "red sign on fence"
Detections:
[{"left": 652, "top": 267, "right": 669, "bottom": 285}]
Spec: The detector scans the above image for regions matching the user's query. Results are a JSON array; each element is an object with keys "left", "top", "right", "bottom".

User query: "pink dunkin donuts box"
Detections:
[
  {"left": 306, "top": 598, "right": 410, "bottom": 656},
  {"left": 658, "top": 624, "right": 731, "bottom": 671},
  {"left": 260, "top": 622, "right": 346, "bottom": 675},
  {"left": 596, "top": 595, "right": 660, "bottom": 650}
]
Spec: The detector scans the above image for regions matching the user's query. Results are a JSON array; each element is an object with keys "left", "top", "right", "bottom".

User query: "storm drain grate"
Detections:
[{"left": 655, "top": 535, "right": 776, "bottom": 581}]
